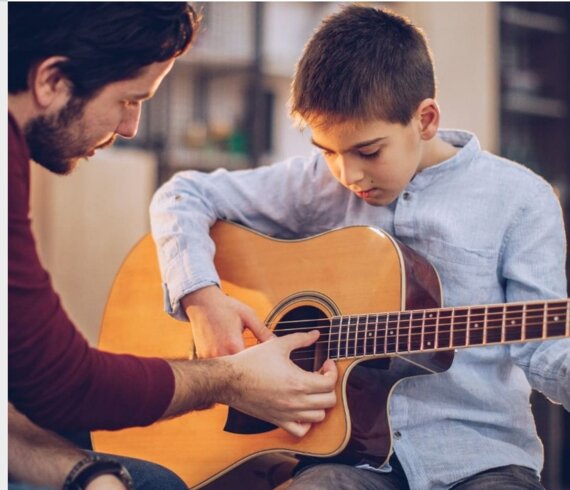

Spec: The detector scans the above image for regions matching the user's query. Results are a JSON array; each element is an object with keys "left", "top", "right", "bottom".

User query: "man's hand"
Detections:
[
  {"left": 224, "top": 330, "right": 338, "bottom": 438},
  {"left": 182, "top": 285, "right": 273, "bottom": 358}
]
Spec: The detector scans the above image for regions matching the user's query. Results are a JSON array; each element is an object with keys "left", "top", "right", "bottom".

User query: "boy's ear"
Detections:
[
  {"left": 416, "top": 98, "right": 440, "bottom": 140},
  {"left": 30, "top": 56, "right": 72, "bottom": 110}
]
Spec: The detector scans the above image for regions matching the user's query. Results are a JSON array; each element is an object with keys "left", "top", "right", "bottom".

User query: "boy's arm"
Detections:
[
  {"left": 150, "top": 154, "right": 340, "bottom": 357},
  {"left": 502, "top": 178, "right": 569, "bottom": 409}
]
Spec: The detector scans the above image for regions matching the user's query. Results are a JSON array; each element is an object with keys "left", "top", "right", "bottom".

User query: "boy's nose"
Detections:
[{"left": 339, "top": 157, "right": 365, "bottom": 187}]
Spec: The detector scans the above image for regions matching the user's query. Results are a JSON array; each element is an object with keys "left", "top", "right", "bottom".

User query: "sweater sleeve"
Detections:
[{"left": 8, "top": 113, "right": 175, "bottom": 431}]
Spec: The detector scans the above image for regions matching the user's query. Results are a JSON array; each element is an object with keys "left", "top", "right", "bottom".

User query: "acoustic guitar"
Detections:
[{"left": 92, "top": 221, "right": 569, "bottom": 489}]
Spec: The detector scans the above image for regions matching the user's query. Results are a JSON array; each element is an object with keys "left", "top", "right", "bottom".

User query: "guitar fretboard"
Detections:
[{"left": 327, "top": 299, "right": 570, "bottom": 360}]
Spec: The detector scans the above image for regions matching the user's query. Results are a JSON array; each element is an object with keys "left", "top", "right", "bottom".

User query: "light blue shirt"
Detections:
[{"left": 150, "top": 130, "right": 570, "bottom": 489}]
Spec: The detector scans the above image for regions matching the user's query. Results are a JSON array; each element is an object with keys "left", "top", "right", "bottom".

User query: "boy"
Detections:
[{"left": 150, "top": 5, "right": 569, "bottom": 490}]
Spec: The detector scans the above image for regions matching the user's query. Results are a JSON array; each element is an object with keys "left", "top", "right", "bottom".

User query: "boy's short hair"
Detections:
[
  {"left": 9, "top": 2, "right": 200, "bottom": 99},
  {"left": 291, "top": 5, "right": 435, "bottom": 127}
]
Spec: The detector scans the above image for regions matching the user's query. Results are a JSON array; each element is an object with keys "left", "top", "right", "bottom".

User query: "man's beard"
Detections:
[{"left": 24, "top": 96, "right": 115, "bottom": 175}]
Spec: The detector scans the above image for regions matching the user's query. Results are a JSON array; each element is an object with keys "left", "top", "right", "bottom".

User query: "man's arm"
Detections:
[
  {"left": 8, "top": 404, "right": 127, "bottom": 490},
  {"left": 162, "top": 330, "right": 338, "bottom": 438}
]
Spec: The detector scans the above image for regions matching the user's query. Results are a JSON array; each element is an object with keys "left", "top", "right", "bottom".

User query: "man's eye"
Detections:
[{"left": 322, "top": 150, "right": 335, "bottom": 158}]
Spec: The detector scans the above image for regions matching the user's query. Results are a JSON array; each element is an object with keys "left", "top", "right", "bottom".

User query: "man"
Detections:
[{"left": 8, "top": 3, "right": 337, "bottom": 489}]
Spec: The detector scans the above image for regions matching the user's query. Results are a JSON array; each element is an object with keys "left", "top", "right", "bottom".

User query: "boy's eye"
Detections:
[
  {"left": 359, "top": 150, "right": 380, "bottom": 159},
  {"left": 322, "top": 150, "right": 335, "bottom": 158}
]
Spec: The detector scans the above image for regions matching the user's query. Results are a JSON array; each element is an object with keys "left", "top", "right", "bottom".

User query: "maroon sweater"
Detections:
[{"left": 8, "top": 112, "right": 175, "bottom": 431}]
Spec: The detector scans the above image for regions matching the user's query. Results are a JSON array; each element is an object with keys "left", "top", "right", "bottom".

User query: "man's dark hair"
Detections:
[
  {"left": 9, "top": 2, "right": 199, "bottom": 98},
  {"left": 291, "top": 5, "right": 436, "bottom": 127}
]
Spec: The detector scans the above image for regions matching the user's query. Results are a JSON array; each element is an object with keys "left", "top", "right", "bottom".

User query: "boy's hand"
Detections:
[
  {"left": 224, "top": 330, "right": 338, "bottom": 437},
  {"left": 182, "top": 285, "right": 273, "bottom": 358}
]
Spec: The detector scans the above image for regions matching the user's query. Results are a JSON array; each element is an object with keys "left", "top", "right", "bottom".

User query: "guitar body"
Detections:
[{"left": 92, "top": 222, "right": 451, "bottom": 489}]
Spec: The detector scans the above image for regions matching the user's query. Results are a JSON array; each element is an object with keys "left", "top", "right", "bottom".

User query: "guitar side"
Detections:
[{"left": 92, "top": 222, "right": 449, "bottom": 488}]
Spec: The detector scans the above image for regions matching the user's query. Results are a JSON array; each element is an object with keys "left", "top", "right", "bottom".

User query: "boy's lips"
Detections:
[{"left": 356, "top": 188, "right": 378, "bottom": 199}]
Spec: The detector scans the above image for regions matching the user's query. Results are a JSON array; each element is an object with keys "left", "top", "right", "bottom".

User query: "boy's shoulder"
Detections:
[{"left": 442, "top": 129, "right": 554, "bottom": 197}]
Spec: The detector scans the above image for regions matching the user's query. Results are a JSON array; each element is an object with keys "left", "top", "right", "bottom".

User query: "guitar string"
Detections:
[
  {"left": 258, "top": 304, "right": 569, "bottom": 329},
  {"left": 252, "top": 308, "right": 569, "bottom": 335},
  {"left": 259, "top": 318, "right": 570, "bottom": 364},
  {"left": 238, "top": 314, "right": 569, "bottom": 358}
]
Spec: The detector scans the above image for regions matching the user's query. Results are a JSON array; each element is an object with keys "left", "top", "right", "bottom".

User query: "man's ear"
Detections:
[
  {"left": 30, "top": 56, "right": 72, "bottom": 110},
  {"left": 415, "top": 98, "right": 440, "bottom": 141}
]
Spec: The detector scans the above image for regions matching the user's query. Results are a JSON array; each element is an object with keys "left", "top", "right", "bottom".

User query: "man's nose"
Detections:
[{"left": 116, "top": 105, "right": 142, "bottom": 139}]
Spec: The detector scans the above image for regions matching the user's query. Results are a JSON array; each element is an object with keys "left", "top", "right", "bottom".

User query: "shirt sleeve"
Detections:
[
  {"left": 8, "top": 132, "right": 175, "bottom": 431},
  {"left": 503, "top": 176, "right": 570, "bottom": 410},
  {"left": 149, "top": 153, "right": 337, "bottom": 320}
]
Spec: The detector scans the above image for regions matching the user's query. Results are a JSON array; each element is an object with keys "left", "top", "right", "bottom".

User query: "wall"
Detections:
[{"left": 30, "top": 148, "right": 157, "bottom": 344}]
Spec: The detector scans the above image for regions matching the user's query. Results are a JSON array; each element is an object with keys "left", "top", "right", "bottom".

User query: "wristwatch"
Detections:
[{"left": 62, "top": 455, "right": 134, "bottom": 490}]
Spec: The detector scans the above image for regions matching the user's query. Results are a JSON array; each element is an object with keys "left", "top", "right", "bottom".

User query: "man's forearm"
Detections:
[
  {"left": 162, "top": 357, "right": 236, "bottom": 418},
  {"left": 8, "top": 403, "right": 86, "bottom": 488}
]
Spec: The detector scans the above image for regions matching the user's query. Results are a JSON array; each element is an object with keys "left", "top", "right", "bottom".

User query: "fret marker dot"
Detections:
[
  {"left": 474, "top": 323, "right": 479, "bottom": 328},
  {"left": 389, "top": 330, "right": 394, "bottom": 335},
  {"left": 427, "top": 341, "right": 432, "bottom": 346},
  {"left": 368, "top": 332, "right": 373, "bottom": 337},
  {"left": 554, "top": 316, "right": 559, "bottom": 321},
  {"left": 429, "top": 314, "right": 434, "bottom": 318},
  {"left": 510, "top": 320, "right": 516, "bottom": 325}
]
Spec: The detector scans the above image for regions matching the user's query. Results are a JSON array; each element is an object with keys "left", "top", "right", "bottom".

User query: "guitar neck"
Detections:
[{"left": 328, "top": 299, "right": 570, "bottom": 360}]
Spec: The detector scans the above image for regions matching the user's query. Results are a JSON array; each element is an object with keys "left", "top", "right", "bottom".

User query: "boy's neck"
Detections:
[{"left": 419, "top": 134, "right": 460, "bottom": 172}]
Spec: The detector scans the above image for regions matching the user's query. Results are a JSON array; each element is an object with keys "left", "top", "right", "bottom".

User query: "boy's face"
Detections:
[{"left": 310, "top": 116, "right": 427, "bottom": 206}]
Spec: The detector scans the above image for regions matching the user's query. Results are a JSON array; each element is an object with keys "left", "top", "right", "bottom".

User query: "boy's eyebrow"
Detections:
[{"left": 311, "top": 136, "right": 387, "bottom": 153}]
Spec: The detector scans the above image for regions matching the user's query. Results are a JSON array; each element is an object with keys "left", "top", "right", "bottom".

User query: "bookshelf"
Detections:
[{"left": 500, "top": 4, "right": 570, "bottom": 490}]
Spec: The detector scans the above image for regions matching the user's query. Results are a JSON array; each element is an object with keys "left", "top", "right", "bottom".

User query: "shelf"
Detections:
[
  {"left": 501, "top": 6, "right": 567, "bottom": 34},
  {"left": 165, "top": 147, "right": 252, "bottom": 173},
  {"left": 502, "top": 92, "right": 567, "bottom": 119}
]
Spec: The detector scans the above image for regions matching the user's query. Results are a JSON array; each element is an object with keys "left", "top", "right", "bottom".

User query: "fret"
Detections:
[
  {"left": 438, "top": 308, "right": 452, "bottom": 349},
  {"left": 382, "top": 313, "right": 389, "bottom": 355},
  {"left": 347, "top": 315, "right": 358, "bottom": 358},
  {"left": 410, "top": 310, "right": 423, "bottom": 352},
  {"left": 483, "top": 306, "right": 488, "bottom": 345},
  {"left": 386, "top": 312, "right": 398, "bottom": 354},
  {"left": 469, "top": 307, "right": 485, "bottom": 346},
  {"left": 525, "top": 303, "right": 545, "bottom": 340},
  {"left": 547, "top": 300, "right": 568, "bottom": 338},
  {"left": 375, "top": 313, "right": 387, "bottom": 356},
  {"left": 424, "top": 309, "right": 437, "bottom": 350},
  {"left": 450, "top": 308, "right": 456, "bottom": 347},
  {"left": 329, "top": 317, "right": 341, "bottom": 360},
  {"left": 466, "top": 307, "right": 471, "bottom": 346},
  {"left": 398, "top": 311, "right": 411, "bottom": 353},
  {"left": 543, "top": 304, "right": 548, "bottom": 339},
  {"left": 363, "top": 314, "right": 369, "bottom": 356},
  {"left": 522, "top": 304, "right": 527, "bottom": 340},
  {"left": 486, "top": 306, "right": 503, "bottom": 343},
  {"left": 451, "top": 307, "right": 468, "bottom": 348},
  {"left": 501, "top": 304, "right": 506, "bottom": 343},
  {"left": 338, "top": 315, "right": 349, "bottom": 359},
  {"left": 505, "top": 304, "right": 524, "bottom": 342},
  {"left": 354, "top": 315, "right": 364, "bottom": 357}
]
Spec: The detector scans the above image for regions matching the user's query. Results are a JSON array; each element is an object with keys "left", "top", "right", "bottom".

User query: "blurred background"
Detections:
[{"left": 28, "top": 3, "right": 569, "bottom": 488}]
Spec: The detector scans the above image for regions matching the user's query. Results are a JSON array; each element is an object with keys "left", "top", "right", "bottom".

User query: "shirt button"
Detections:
[
  {"left": 402, "top": 192, "right": 411, "bottom": 201},
  {"left": 393, "top": 431, "right": 402, "bottom": 440}
]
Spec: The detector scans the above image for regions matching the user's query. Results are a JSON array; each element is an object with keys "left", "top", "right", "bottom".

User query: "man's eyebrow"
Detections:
[
  {"left": 128, "top": 91, "right": 154, "bottom": 101},
  {"left": 311, "top": 136, "right": 387, "bottom": 153}
]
